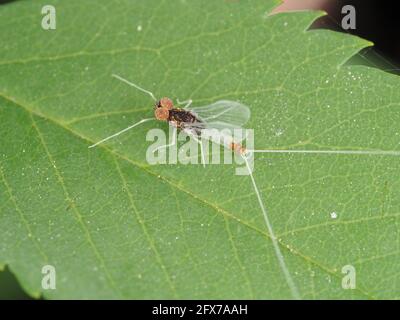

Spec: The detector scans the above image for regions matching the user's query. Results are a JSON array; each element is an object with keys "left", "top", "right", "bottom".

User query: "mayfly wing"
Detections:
[{"left": 188, "top": 100, "right": 250, "bottom": 130}]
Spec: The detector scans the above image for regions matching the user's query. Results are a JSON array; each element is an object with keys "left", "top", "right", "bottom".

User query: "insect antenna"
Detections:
[{"left": 111, "top": 74, "right": 158, "bottom": 102}]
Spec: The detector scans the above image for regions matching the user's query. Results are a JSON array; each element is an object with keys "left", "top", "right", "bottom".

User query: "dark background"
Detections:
[{"left": 316, "top": 0, "right": 400, "bottom": 70}]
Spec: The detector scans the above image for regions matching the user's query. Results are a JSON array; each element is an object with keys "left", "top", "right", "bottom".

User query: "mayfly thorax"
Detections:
[{"left": 154, "top": 97, "right": 202, "bottom": 134}]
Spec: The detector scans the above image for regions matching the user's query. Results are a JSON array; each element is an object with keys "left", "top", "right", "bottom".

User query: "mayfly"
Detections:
[
  {"left": 89, "top": 74, "right": 251, "bottom": 163},
  {"left": 89, "top": 74, "right": 299, "bottom": 299},
  {"left": 88, "top": 74, "right": 400, "bottom": 300}
]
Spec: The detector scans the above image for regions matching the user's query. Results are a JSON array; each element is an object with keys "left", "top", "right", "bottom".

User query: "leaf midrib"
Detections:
[{"left": 0, "top": 92, "right": 375, "bottom": 299}]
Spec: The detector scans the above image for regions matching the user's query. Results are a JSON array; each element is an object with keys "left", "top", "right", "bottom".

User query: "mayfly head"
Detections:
[{"left": 154, "top": 97, "right": 174, "bottom": 121}]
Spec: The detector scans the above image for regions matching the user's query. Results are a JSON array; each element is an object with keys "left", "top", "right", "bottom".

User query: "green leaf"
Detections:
[{"left": 1, "top": 0, "right": 399, "bottom": 299}]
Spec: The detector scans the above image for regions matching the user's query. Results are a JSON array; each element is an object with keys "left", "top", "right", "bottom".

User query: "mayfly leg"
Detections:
[
  {"left": 89, "top": 74, "right": 161, "bottom": 149},
  {"left": 190, "top": 134, "right": 206, "bottom": 167},
  {"left": 153, "top": 127, "right": 177, "bottom": 153},
  {"left": 88, "top": 118, "right": 154, "bottom": 148},
  {"left": 176, "top": 98, "right": 193, "bottom": 110},
  {"left": 241, "top": 152, "right": 301, "bottom": 300}
]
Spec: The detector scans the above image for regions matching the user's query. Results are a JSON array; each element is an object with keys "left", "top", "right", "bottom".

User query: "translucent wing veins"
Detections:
[{"left": 189, "top": 100, "right": 250, "bottom": 129}]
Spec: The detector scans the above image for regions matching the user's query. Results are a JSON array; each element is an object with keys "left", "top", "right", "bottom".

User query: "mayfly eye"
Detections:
[
  {"left": 155, "top": 107, "right": 169, "bottom": 121},
  {"left": 159, "top": 97, "right": 174, "bottom": 110}
]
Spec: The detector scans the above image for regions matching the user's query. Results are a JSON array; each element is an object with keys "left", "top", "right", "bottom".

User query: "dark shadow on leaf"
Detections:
[
  {"left": 0, "top": 0, "right": 18, "bottom": 5},
  {"left": 0, "top": 266, "right": 34, "bottom": 300}
]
